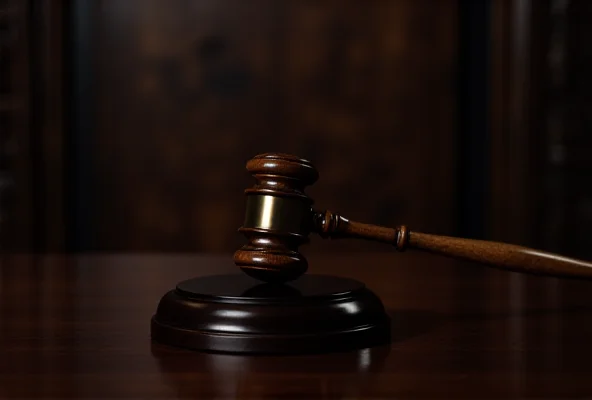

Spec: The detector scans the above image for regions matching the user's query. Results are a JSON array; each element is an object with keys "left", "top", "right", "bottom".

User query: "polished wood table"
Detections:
[{"left": 2, "top": 252, "right": 592, "bottom": 399}]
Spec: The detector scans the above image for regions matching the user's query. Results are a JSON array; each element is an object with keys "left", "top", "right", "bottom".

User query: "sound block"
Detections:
[{"left": 151, "top": 274, "right": 391, "bottom": 354}]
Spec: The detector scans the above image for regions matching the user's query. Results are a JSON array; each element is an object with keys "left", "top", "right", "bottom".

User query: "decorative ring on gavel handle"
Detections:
[{"left": 234, "top": 153, "right": 592, "bottom": 284}]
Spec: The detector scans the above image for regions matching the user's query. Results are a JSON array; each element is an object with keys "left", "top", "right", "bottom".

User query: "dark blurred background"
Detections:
[{"left": 1, "top": 0, "right": 590, "bottom": 257}]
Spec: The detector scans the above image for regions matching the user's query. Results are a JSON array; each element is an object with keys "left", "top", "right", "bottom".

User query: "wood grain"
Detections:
[
  {"left": 1, "top": 1, "right": 33, "bottom": 251},
  {"left": 2, "top": 252, "right": 592, "bottom": 398},
  {"left": 489, "top": 0, "right": 592, "bottom": 260},
  {"left": 232, "top": 153, "right": 592, "bottom": 283},
  {"left": 313, "top": 210, "right": 592, "bottom": 281},
  {"left": 90, "top": 0, "right": 458, "bottom": 252},
  {"left": 409, "top": 232, "right": 592, "bottom": 279}
]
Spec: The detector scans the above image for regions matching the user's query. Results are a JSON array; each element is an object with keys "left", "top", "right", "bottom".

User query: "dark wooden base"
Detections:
[{"left": 151, "top": 274, "right": 390, "bottom": 354}]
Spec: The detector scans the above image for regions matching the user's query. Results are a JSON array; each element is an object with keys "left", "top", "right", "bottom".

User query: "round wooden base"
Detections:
[{"left": 151, "top": 274, "right": 391, "bottom": 354}]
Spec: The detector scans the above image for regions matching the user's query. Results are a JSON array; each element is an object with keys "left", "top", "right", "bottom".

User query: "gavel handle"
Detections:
[{"left": 313, "top": 210, "right": 592, "bottom": 279}]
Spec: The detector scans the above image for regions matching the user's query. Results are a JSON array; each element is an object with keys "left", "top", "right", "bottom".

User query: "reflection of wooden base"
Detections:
[
  {"left": 151, "top": 274, "right": 390, "bottom": 354},
  {"left": 151, "top": 342, "right": 391, "bottom": 398}
]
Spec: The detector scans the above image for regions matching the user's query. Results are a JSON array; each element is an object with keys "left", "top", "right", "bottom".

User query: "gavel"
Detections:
[{"left": 234, "top": 153, "right": 592, "bottom": 283}]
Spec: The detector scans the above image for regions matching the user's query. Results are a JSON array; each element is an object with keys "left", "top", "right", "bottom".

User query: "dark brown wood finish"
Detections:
[
  {"left": 314, "top": 210, "right": 592, "bottom": 280},
  {"left": 36, "top": 0, "right": 67, "bottom": 251},
  {"left": 490, "top": 0, "right": 540, "bottom": 247},
  {"left": 234, "top": 153, "right": 319, "bottom": 283},
  {"left": 489, "top": 0, "right": 592, "bottom": 261},
  {"left": 0, "top": 0, "right": 66, "bottom": 251},
  {"left": 1, "top": 1, "right": 33, "bottom": 251},
  {"left": 234, "top": 153, "right": 592, "bottom": 283},
  {"left": 151, "top": 273, "right": 391, "bottom": 354},
  {"left": 89, "top": 0, "right": 458, "bottom": 252},
  {"left": 2, "top": 252, "right": 592, "bottom": 398}
]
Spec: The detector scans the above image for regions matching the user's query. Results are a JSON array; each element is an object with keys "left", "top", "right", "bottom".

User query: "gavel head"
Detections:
[{"left": 233, "top": 153, "right": 319, "bottom": 283}]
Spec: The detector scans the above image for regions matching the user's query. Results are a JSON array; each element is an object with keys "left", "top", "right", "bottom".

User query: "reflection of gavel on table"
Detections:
[
  {"left": 152, "top": 152, "right": 592, "bottom": 355},
  {"left": 235, "top": 153, "right": 592, "bottom": 283}
]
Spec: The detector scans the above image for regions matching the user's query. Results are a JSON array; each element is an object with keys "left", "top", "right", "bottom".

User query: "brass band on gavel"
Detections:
[{"left": 242, "top": 194, "right": 312, "bottom": 236}]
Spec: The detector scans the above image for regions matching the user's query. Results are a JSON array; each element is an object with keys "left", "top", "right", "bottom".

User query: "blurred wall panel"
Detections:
[
  {"left": 1, "top": 0, "right": 67, "bottom": 252},
  {"left": 563, "top": 0, "right": 592, "bottom": 258},
  {"left": 90, "top": 0, "right": 458, "bottom": 252},
  {"left": 489, "top": 0, "right": 592, "bottom": 259},
  {"left": 1, "top": 1, "right": 33, "bottom": 251}
]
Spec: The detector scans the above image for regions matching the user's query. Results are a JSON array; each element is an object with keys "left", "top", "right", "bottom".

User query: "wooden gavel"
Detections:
[{"left": 234, "top": 153, "right": 592, "bottom": 283}]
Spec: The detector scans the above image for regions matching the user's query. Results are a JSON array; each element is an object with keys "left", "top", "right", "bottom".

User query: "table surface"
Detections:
[{"left": 2, "top": 251, "right": 592, "bottom": 399}]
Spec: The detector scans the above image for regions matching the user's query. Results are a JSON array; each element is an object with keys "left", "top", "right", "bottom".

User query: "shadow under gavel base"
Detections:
[{"left": 151, "top": 274, "right": 390, "bottom": 354}]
